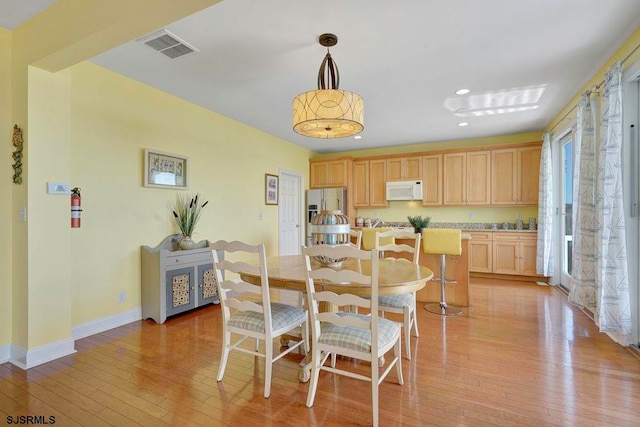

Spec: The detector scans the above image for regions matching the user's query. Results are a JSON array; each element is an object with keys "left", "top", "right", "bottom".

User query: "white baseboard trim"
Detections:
[
  {"left": 72, "top": 308, "right": 142, "bottom": 340},
  {"left": 10, "top": 338, "right": 76, "bottom": 370},
  {"left": 0, "top": 344, "right": 10, "bottom": 364}
]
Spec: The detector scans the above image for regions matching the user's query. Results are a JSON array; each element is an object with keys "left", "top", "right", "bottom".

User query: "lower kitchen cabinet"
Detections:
[
  {"left": 468, "top": 231, "right": 493, "bottom": 273},
  {"left": 493, "top": 232, "right": 538, "bottom": 276},
  {"left": 141, "top": 234, "right": 222, "bottom": 324}
]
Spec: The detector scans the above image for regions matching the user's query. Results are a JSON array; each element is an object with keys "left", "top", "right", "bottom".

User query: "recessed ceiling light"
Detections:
[
  {"left": 456, "top": 88, "right": 470, "bottom": 95},
  {"left": 458, "top": 122, "right": 469, "bottom": 127},
  {"left": 354, "top": 135, "right": 362, "bottom": 139}
]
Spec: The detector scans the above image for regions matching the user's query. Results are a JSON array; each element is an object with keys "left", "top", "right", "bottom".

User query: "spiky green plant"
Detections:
[
  {"left": 172, "top": 193, "right": 208, "bottom": 237},
  {"left": 407, "top": 215, "right": 431, "bottom": 229}
]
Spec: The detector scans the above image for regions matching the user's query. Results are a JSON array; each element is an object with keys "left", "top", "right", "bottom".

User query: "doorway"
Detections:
[
  {"left": 559, "top": 133, "right": 574, "bottom": 291},
  {"left": 278, "top": 169, "right": 303, "bottom": 256}
]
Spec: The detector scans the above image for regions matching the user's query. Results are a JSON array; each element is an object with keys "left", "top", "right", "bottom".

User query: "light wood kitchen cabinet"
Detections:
[
  {"left": 386, "top": 157, "right": 422, "bottom": 181},
  {"left": 443, "top": 151, "right": 491, "bottom": 205},
  {"left": 468, "top": 231, "right": 493, "bottom": 273},
  {"left": 310, "top": 158, "right": 350, "bottom": 188},
  {"left": 369, "top": 159, "right": 388, "bottom": 207},
  {"left": 352, "top": 159, "right": 387, "bottom": 208},
  {"left": 422, "top": 154, "right": 442, "bottom": 205},
  {"left": 352, "top": 160, "right": 369, "bottom": 207},
  {"left": 493, "top": 232, "right": 539, "bottom": 276},
  {"left": 491, "top": 146, "right": 541, "bottom": 205}
]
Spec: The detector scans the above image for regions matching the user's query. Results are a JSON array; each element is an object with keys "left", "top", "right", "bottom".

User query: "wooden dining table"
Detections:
[{"left": 240, "top": 254, "right": 434, "bottom": 381}]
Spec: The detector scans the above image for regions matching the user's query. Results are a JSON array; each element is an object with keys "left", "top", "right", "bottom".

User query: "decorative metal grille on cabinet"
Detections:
[
  {"left": 172, "top": 273, "right": 190, "bottom": 307},
  {"left": 202, "top": 268, "right": 218, "bottom": 299}
]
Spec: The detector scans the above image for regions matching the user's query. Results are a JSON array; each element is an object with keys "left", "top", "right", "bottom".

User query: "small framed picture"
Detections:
[
  {"left": 144, "top": 149, "right": 188, "bottom": 189},
  {"left": 265, "top": 174, "right": 278, "bottom": 205}
]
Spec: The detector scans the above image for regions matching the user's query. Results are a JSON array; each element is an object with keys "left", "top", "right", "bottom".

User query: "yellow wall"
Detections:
[
  {"left": 62, "top": 62, "right": 310, "bottom": 326},
  {"left": 0, "top": 28, "right": 12, "bottom": 347},
  {"left": 27, "top": 67, "right": 73, "bottom": 346}
]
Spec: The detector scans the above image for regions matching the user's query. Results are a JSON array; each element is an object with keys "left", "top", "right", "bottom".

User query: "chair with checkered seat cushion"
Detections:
[
  {"left": 211, "top": 240, "right": 309, "bottom": 398},
  {"left": 375, "top": 228, "right": 421, "bottom": 360},
  {"left": 302, "top": 244, "right": 403, "bottom": 427}
]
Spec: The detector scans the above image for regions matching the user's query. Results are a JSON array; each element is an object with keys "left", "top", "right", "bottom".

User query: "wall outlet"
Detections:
[
  {"left": 468, "top": 211, "right": 475, "bottom": 219},
  {"left": 258, "top": 210, "right": 263, "bottom": 221},
  {"left": 118, "top": 291, "right": 126, "bottom": 304}
]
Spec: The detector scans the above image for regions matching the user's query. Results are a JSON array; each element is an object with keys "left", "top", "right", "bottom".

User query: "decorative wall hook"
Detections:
[{"left": 12, "top": 124, "right": 23, "bottom": 185}]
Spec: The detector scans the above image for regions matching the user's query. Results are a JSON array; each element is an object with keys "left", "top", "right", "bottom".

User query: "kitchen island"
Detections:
[{"left": 358, "top": 227, "right": 470, "bottom": 307}]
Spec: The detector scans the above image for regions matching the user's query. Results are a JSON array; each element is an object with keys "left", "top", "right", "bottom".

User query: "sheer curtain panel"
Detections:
[
  {"left": 595, "top": 61, "right": 631, "bottom": 340},
  {"left": 536, "top": 132, "right": 554, "bottom": 277}
]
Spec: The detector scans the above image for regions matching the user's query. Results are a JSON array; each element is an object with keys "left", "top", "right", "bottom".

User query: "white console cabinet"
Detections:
[{"left": 141, "top": 234, "right": 222, "bottom": 324}]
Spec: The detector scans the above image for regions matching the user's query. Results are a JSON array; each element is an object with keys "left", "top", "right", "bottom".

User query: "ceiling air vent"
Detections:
[{"left": 137, "top": 29, "right": 199, "bottom": 59}]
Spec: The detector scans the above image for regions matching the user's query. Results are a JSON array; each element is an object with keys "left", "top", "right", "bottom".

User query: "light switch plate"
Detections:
[{"left": 47, "top": 182, "right": 70, "bottom": 195}]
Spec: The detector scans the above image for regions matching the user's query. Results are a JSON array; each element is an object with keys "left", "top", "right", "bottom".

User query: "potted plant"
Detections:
[
  {"left": 407, "top": 215, "right": 430, "bottom": 234},
  {"left": 172, "top": 193, "right": 208, "bottom": 250}
]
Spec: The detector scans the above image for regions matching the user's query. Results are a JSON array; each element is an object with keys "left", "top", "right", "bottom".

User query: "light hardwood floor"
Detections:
[{"left": 1, "top": 278, "right": 639, "bottom": 426}]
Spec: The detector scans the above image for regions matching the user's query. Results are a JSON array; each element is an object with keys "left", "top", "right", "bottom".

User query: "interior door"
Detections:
[{"left": 278, "top": 170, "right": 302, "bottom": 256}]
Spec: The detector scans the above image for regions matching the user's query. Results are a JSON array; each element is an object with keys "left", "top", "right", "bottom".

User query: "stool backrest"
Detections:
[{"left": 422, "top": 229, "right": 462, "bottom": 256}]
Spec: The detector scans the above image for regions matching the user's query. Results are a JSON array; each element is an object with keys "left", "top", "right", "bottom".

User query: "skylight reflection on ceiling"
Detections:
[{"left": 444, "top": 85, "right": 546, "bottom": 117}]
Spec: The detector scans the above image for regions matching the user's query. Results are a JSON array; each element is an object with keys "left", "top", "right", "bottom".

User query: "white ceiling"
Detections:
[
  {"left": 0, "top": 0, "right": 58, "bottom": 30},
  {"left": 4, "top": 1, "right": 640, "bottom": 154}
]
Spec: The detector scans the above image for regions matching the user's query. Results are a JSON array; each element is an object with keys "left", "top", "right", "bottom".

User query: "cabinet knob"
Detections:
[{"left": 175, "top": 259, "right": 180, "bottom": 263}]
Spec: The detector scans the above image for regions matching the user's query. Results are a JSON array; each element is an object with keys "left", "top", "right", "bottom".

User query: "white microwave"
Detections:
[{"left": 386, "top": 180, "right": 423, "bottom": 201}]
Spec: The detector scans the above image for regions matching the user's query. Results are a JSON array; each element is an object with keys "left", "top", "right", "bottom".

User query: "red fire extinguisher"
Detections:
[{"left": 71, "top": 187, "right": 82, "bottom": 228}]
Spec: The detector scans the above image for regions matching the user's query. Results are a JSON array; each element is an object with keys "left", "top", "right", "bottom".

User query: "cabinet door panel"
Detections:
[
  {"left": 518, "top": 147, "right": 541, "bottom": 204},
  {"left": 491, "top": 149, "right": 518, "bottom": 204},
  {"left": 444, "top": 153, "right": 466, "bottom": 205},
  {"left": 422, "top": 154, "right": 442, "bottom": 205},
  {"left": 467, "top": 151, "right": 491, "bottom": 205},
  {"left": 353, "top": 160, "right": 369, "bottom": 206},
  {"left": 519, "top": 241, "right": 538, "bottom": 276},
  {"left": 469, "top": 240, "right": 493, "bottom": 273},
  {"left": 369, "top": 160, "right": 388, "bottom": 207},
  {"left": 166, "top": 267, "right": 195, "bottom": 316},
  {"left": 310, "top": 162, "right": 328, "bottom": 188},
  {"left": 198, "top": 263, "right": 219, "bottom": 305},
  {"left": 493, "top": 241, "right": 518, "bottom": 275},
  {"left": 328, "top": 160, "right": 348, "bottom": 186},
  {"left": 405, "top": 157, "right": 422, "bottom": 180},
  {"left": 386, "top": 158, "right": 403, "bottom": 181}
]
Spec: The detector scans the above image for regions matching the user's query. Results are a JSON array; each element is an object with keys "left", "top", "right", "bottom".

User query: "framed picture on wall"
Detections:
[
  {"left": 144, "top": 149, "right": 189, "bottom": 189},
  {"left": 265, "top": 173, "right": 278, "bottom": 205}
]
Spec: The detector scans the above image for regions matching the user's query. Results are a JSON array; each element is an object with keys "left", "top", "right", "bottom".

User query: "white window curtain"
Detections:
[
  {"left": 568, "top": 91, "right": 598, "bottom": 310},
  {"left": 595, "top": 61, "right": 631, "bottom": 340},
  {"left": 536, "top": 132, "right": 553, "bottom": 277}
]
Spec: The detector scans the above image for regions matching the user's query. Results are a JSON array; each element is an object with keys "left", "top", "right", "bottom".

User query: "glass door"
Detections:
[{"left": 559, "top": 134, "right": 574, "bottom": 290}]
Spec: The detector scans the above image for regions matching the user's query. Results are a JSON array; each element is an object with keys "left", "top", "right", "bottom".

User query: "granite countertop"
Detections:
[{"left": 356, "top": 222, "right": 537, "bottom": 233}]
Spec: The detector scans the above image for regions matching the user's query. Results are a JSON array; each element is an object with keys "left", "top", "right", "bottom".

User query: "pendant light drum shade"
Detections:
[
  {"left": 293, "top": 33, "right": 364, "bottom": 139},
  {"left": 293, "top": 89, "right": 364, "bottom": 138}
]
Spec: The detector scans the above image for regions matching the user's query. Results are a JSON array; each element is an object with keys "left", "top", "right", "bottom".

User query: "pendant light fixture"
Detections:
[{"left": 292, "top": 33, "right": 364, "bottom": 139}]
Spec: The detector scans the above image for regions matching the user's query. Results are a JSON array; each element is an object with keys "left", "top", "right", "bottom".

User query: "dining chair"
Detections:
[
  {"left": 211, "top": 240, "right": 309, "bottom": 398},
  {"left": 374, "top": 228, "right": 421, "bottom": 360},
  {"left": 302, "top": 244, "right": 403, "bottom": 427},
  {"left": 350, "top": 229, "right": 363, "bottom": 249}
]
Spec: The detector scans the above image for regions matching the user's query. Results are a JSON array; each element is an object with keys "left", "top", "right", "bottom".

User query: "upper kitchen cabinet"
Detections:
[
  {"left": 310, "top": 158, "right": 351, "bottom": 188},
  {"left": 386, "top": 157, "right": 422, "bottom": 181},
  {"left": 491, "top": 146, "right": 541, "bottom": 205},
  {"left": 352, "top": 159, "right": 387, "bottom": 207},
  {"left": 422, "top": 154, "right": 443, "bottom": 205},
  {"left": 443, "top": 151, "right": 491, "bottom": 205}
]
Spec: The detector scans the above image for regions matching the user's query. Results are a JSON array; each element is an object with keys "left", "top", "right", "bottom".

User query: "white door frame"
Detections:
[{"left": 278, "top": 168, "right": 304, "bottom": 256}]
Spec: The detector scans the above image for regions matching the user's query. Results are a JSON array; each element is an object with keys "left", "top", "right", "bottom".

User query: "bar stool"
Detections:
[{"left": 423, "top": 229, "right": 463, "bottom": 316}]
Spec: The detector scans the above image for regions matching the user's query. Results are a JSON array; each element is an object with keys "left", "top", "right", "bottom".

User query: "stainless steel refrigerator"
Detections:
[{"left": 306, "top": 188, "right": 348, "bottom": 245}]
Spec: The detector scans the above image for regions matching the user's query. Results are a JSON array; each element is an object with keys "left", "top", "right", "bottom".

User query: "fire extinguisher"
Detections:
[{"left": 71, "top": 187, "right": 82, "bottom": 228}]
